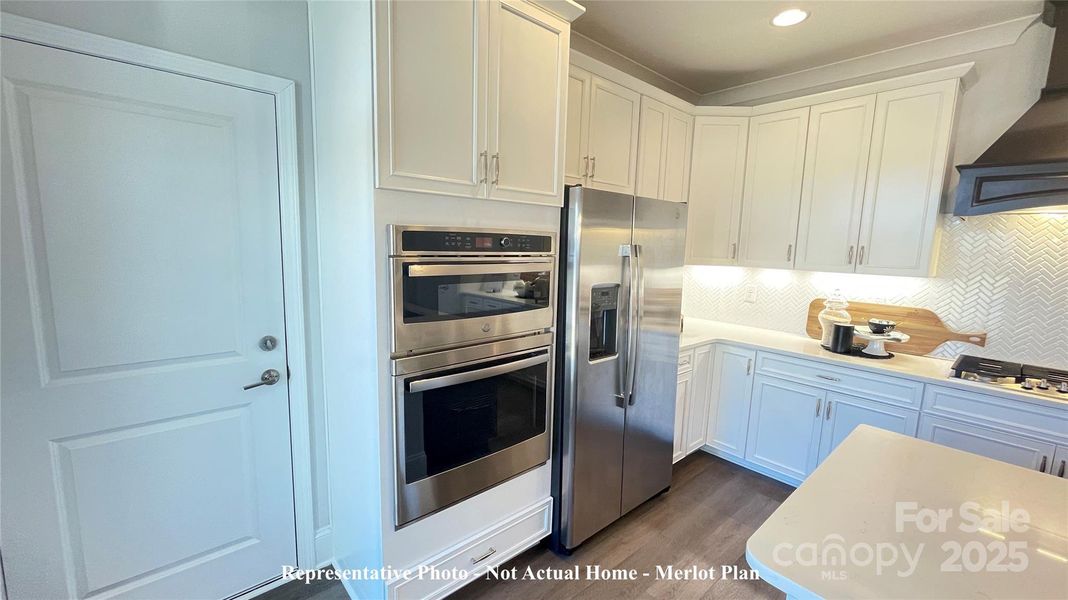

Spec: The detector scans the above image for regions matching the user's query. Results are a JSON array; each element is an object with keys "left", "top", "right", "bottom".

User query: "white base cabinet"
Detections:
[
  {"left": 705, "top": 345, "right": 755, "bottom": 460},
  {"left": 918, "top": 414, "right": 1057, "bottom": 474},
  {"left": 674, "top": 364, "right": 692, "bottom": 464},
  {"left": 818, "top": 392, "right": 919, "bottom": 462},
  {"left": 745, "top": 375, "right": 824, "bottom": 481}
]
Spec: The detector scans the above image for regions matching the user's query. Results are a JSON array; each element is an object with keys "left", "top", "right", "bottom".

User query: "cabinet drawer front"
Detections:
[
  {"left": 755, "top": 352, "right": 923, "bottom": 408},
  {"left": 678, "top": 349, "right": 694, "bottom": 373},
  {"left": 918, "top": 414, "right": 1056, "bottom": 473},
  {"left": 923, "top": 386, "right": 1068, "bottom": 446},
  {"left": 389, "top": 498, "right": 551, "bottom": 600}
]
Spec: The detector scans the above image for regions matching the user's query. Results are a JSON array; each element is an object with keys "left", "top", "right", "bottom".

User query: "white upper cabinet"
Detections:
[
  {"left": 564, "top": 66, "right": 592, "bottom": 186},
  {"left": 635, "top": 97, "right": 668, "bottom": 199},
  {"left": 586, "top": 76, "right": 641, "bottom": 194},
  {"left": 794, "top": 95, "right": 876, "bottom": 273},
  {"left": 738, "top": 107, "right": 810, "bottom": 269},
  {"left": 856, "top": 80, "right": 959, "bottom": 276},
  {"left": 374, "top": 0, "right": 571, "bottom": 205},
  {"left": 661, "top": 107, "right": 694, "bottom": 203},
  {"left": 374, "top": 0, "right": 487, "bottom": 198},
  {"left": 685, "top": 116, "right": 749, "bottom": 265},
  {"left": 487, "top": 0, "right": 569, "bottom": 205}
]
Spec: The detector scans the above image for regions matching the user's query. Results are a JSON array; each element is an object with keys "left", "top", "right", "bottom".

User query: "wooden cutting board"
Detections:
[{"left": 805, "top": 299, "right": 987, "bottom": 356}]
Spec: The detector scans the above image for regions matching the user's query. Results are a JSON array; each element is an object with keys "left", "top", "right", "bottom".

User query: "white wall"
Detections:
[{"left": 0, "top": 0, "right": 334, "bottom": 557}]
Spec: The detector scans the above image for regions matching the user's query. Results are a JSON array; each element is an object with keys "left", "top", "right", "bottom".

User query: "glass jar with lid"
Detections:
[{"left": 818, "top": 290, "right": 851, "bottom": 348}]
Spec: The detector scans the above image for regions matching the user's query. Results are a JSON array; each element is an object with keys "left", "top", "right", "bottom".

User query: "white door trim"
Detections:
[{"left": 1, "top": 14, "right": 317, "bottom": 572}]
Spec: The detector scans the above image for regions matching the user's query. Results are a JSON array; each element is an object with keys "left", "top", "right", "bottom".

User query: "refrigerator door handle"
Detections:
[
  {"left": 625, "top": 244, "right": 642, "bottom": 405},
  {"left": 615, "top": 249, "right": 631, "bottom": 407}
]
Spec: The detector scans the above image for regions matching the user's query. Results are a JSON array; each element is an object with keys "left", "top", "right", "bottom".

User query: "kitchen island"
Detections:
[{"left": 746, "top": 425, "right": 1068, "bottom": 599}]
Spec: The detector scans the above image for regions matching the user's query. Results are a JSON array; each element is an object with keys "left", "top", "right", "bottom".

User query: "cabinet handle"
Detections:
[
  {"left": 825, "top": 400, "right": 833, "bottom": 420},
  {"left": 731, "top": 242, "right": 737, "bottom": 260},
  {"left": 786, "top": 244, "right": 793, "bottom": 261},
  {"left": 479, "top": 151, "right": 488, "bottom": 184},
  {"left": 471, "top": 547, "right": 496, "bottom": 564},
  {"left": 492, "top": 153, "right": 500, "bottom": 185},
  {"left": 746, "top": 358, "right": 752, "bottom": 375},
  {"left": 815, "top": 398, "right": 821, "bottom": 417},
  {"left": 590, "top": 156, "right": 596, "bottom": 179},
  {"left": 1058, "top": 460, "right": 1066, "bottom": 478},
  {"left": 583, "top": 155, "right": 590, "bottom": 179},
  {"left": 817, "top": 374, "right": 841, "bottom": 382},
  {"left": 858, "top": 245, "right": 865, "bottom": 265},
  {"left": 848, "top": 245, "right": 855, "bottom": 264},
  {"left": 1038, "top": 455, "right": 1048, "bottom": 473}
]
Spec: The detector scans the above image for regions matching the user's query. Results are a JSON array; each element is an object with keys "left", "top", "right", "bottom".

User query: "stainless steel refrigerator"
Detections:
[{"left": 552, "top": 186, "right": 687, "bottom": 552}]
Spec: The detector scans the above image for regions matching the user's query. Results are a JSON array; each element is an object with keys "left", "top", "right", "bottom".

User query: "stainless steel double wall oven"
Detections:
[{"left": 389, "top": 226, "right": 556, "bottom": 527}]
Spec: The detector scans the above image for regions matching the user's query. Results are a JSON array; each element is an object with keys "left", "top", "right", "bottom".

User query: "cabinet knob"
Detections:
[
  {"left": 492, "top": 153, "right": 500, "bottom": 185},
  {"left": 825, "top": 400, "right": 833, "bottom": 420},
  {"left": 815, "top": 398, "right": 821, "bottom": 417},
  {"left": 858, "top": 245, "right": 866, "bottom": 265},
  {"left": 1059, "top": 460, "right": 1066, "bottom": 478},
  {"left": 786, "top": 244, "right": 793, "bottom": 262},
  {"left": 582, "top": 155, "right": 590, "bottom": 179},
  {"left": 590, "top": 156, "right": 596, "bottom": 179},
  {"left": 731, "top": 242, "right": 737, "bottom": 260},
  {"left": 848, "top": 245, "right": 855, "bottom": 264}
]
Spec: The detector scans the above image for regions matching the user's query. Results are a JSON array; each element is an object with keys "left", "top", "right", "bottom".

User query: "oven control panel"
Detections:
[{"left": 399, "top": 228, "right": 553, "bottom": 254}]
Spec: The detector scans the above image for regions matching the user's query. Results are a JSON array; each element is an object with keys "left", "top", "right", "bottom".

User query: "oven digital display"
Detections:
[{"left": 475, "top": 236, "right": 493, "bottom": 249}]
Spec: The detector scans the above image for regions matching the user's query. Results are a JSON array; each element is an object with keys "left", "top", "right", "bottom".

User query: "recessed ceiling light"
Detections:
[{"left": 772, "top": 8, "right": 809, "bottom": 27}]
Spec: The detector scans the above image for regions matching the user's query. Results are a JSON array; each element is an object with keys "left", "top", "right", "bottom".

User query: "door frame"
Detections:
[{"left": 1, "top": 14, "right": 318, "bottom": 572}]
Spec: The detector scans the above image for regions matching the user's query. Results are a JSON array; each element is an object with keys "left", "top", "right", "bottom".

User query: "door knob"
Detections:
[
  {"left": 259, "top": 335, "right": 278, "bottom": 351},
  {"left": 244, "top": 369, "right": 281, "bottom": 390}
]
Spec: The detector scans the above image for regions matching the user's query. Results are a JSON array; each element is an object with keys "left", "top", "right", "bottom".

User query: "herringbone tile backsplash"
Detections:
[{"left": 683, "top": 214, "right": 1068, "bottom": 366}]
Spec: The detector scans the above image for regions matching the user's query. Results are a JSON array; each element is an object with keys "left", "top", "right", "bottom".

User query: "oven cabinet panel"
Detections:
[
  {"left": 918, "top": 414, "right": 1056, "bottom": 473},
  {"left": 387, "top": 498, "right": 551, "bottom": 600}
]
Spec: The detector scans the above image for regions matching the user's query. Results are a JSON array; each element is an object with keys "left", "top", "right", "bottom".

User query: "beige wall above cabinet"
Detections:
[
  {"left": 738, "top": 107, "right": 810, "bottom": 269},
  {"left": 374, "top": 0, "right": 571, "bottom": 206},
  {"left": 685, "top": 116, "right": 749, "bottom": 265},
  {"left": 636, "top": 97, "right": 694, "bottom": 202}
]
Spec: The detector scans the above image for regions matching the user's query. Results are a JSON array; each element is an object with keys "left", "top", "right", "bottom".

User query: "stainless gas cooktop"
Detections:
[{"left": 951, "top": 355, "right": 1068, "bottom": 400}]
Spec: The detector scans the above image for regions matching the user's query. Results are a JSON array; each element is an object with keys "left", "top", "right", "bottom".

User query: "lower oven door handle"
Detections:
[
  {"left": 408, "top": 353, "right": 549, "bottom": 393},
  {"left": 407, "top": 262, "right": 552, "bottom": 277}
]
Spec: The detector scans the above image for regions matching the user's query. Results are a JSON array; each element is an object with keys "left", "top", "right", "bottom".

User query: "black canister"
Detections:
[{"left": 827, "top": 323, "right": 855, "bottom": 354}]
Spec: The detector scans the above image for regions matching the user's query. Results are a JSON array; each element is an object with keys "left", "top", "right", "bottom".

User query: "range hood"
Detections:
[{"left": 954, "top": 1, "right": 1068, "bottom": 215}]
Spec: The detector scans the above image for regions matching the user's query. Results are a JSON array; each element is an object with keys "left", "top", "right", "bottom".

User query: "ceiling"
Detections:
[{"left": 572, "top": 1, "right": 1045, "bottom": 95}]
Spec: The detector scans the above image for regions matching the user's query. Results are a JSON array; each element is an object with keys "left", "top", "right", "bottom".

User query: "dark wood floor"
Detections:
[{"left": 265, "top": 452, "right": 793, "bottom": 600}]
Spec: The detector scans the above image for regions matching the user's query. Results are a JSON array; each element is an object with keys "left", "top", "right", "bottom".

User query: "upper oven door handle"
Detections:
[
  {"left": 406, "top": 261, "right": 553, "bottom": 278},
  {"left": 408, "top": 353, "right": 550, "bottom": 393}
]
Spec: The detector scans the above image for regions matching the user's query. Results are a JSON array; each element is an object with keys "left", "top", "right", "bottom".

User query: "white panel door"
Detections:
[
  {"left": 745, "top": 376, "right": 824, "bottom": 481},
  {"left": 918, "top": 415, "right": 1056, "bottom": 473},
  {"left": 738, "top": 108, "right": 809, "bottom": 269},
  {"left": 374, "top": 0, "right": 487, "bottom": 198},
  {"left": 684, "top": 345, "right": 713, "bottom": 454},
  {"left": 706, "top": 345, "right": 756, "bottom": 460},
  {"left": 635, "top": 96, "right": 668, "bottom": 199},
  {"left": 487, "top": 0, "right": 568, "bottom": 205},
  {"left": 816, "top": 393, "right": 919, "bottom": 463},
  {"left": 564, "top": 66, "right": 592, "bottom": 186},
  {"left": 673, "top": 370, "right": 691, "bottom": 463},
  {"left": 587, "top": 76, "right": 641, "bottom": 194},
  {"left": 685, "top": 116, "right": 749, "bottom": 265},
  {"left": 1, "top": 39, "right": 296, "bottom": 599},
  {"left": 794, "top": 95, "right": 876, "bottom": 273},
  {"left": 661, "top": 107, "right": 693, "bottom": 203},
  {"left": 856, "top": 80, "right": 958, "bottom": 276}
]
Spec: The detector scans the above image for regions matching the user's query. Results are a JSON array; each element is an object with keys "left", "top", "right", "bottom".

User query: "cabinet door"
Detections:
[
  {"left": 685, "top": 116, "right": 749, "bottom": 265},
  {"left": 794, "top": 96, "right": 876, "bottom": 273},
  {"left": 564, "top": 66, "right": 592, "bottom": 186},
  {"left": 745, "top": 376, "right": 824, "bottom": 481},
  {"left": 674, "top": 370, "right": 691, "bottom": 463},
  {"left": 661, "top": 107, "right": 694, "bottom": 203},
  {"left": 374, "top": 0, "right": 487, "bottom": 197},
  {"left": 635, "top": 96, "right": 669, "bottom": 199},
  {"left": 587, "top": 76, "right": 641, "bottom": 194},
  {"left": 817, "top": 392, "right": 918, "bottom": 463},
  {"left": 487, "top": 0, "right": 568, "bottom": 205},
  {"left": 918, "top": 414, "right": 1056, "bottom": 473},
  {"left": 684, "top": 346, "right": 714, "bottom": 454},
  {"left": 706, "top": 345, "right": 756, "bottom": 460},
  {"left": 1053, "top": 446, "right": 1068, "bottom": 479},
  {"left": 856, "top": 80, "right": 958, "bottom": 276},
  {"left": 738, "top": 108, "right": 809, "bottom": 269}
]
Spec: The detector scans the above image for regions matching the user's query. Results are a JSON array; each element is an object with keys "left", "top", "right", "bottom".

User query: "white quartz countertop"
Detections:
[
  {"left": 746, "top": 425, "right": 1068, "bottom": 599},
  {"left": 679, "top": 318, "right": 1067, "bottom": 410}
]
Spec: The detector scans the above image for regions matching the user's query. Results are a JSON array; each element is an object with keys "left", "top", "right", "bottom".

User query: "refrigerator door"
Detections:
[
  {"left": 556, "top": 187, "right": 635, "bottom": 549},
  {"left": 621, "top": 196, "right": 686, "bottom": 515}
]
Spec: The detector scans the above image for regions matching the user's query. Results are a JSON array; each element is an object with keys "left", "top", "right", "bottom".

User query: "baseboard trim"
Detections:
[{"left": 697, "top": 445, "right": 802, "bottom": 488}]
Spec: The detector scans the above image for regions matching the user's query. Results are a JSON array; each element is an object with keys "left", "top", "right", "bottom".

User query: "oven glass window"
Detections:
[
  {"left": 402, "top": 354, "right": 548, "bottom": 484},
  {"left": 402, "top": 265, "right": 551, "bottom": 324}
]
